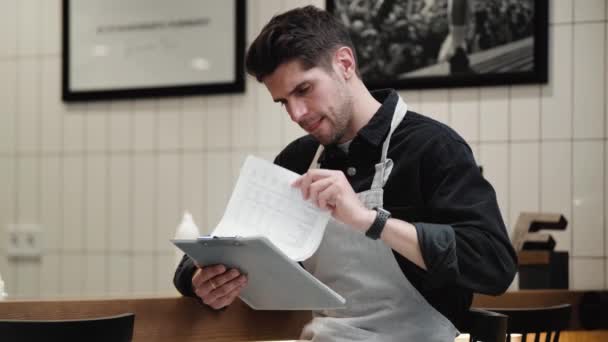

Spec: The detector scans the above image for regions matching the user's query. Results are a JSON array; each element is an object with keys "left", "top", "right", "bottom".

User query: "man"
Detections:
[{"left": 174, "top": 5, "right": 516, "bottom": 341}]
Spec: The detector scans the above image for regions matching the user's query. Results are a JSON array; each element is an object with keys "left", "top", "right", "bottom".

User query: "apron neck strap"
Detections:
[
  {"left": 380, "top": 96, "right": 408, "bottom": 164},
  {"left": 308, "top": 144, "right": 325, "bottom": 170}
]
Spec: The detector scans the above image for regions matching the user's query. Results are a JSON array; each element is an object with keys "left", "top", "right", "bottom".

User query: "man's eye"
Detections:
[{"left": 297, "top": 86, "right": 310, "bottom": 95}]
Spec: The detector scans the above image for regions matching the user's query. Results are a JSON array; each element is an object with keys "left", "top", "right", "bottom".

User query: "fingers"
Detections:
[
  {"left": 298, "top": 173, "right": 313, "bottom": 200},
  {"left": 293, "top": 169, "right": 342, "bottom": 200},
  {"left": 192, "top": 265, "right": 246, "bottom": 302},
  {"left": 317, "top": 183, "right": 340, "bottom": 210},
  {"left": 210, "top": 268, "right": 243, "bottom": 289},
  {"left": 305, "top": 169, "right": 339, "bottom": 181},
  {"left": 308, "top": 177, "right": 334, "bottom": 207},
  {"left": 191, "top": 264, "right": 248, "bottom": 310},
  {"left": 205, "top": 279, "right": 247, "bottom": 310},
  {"left": 200, "top": 274, "right": 248, "bottom": 309},
  {"left": 192, "top": 264, "right": 226, "bottom": 289}
]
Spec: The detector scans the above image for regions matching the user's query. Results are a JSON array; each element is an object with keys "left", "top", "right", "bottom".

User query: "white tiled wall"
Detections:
[
  {"left": 540, "top": 141, "right": 572, "bottom": 252},
  {"left": 541, "top": 25, "right": 572, "bottom": 140},
  {"left": 572, "top": 141, "right": 605, "bottom": 257},
  {"left": 0, "top": 0, "right": 606, "bottom": 298},
  {"left": 573, "top": 23, "right": 605, "bottom": 139},
  {"left": 448, "top": 88, "right": 480, "bottom": 143},
  {"left": 509, "top": 143, "right": 541, "bottom": 228}
]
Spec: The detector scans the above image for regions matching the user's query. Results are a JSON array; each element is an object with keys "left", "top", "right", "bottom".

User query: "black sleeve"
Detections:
[
  {"left": 414, "top": 135, "right": 517, "bottom": 295},
  {"left": 173, "top": 254, "right": 198, "bottom": 297},
  {"left": 273, "top": 135, "right": 320, "bottom": 172}
]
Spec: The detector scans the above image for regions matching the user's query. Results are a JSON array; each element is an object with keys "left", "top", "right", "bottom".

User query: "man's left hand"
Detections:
[{"left": 292, "top": 169, "right": 375, "bottom": 232}]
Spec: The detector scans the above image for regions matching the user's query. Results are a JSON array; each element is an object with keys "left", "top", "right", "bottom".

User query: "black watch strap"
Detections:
[{"left": 365, "top": 207, "right": 391, "bottom": 240}]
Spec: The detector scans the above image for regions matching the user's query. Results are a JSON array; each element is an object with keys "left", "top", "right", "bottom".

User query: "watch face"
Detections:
[
  {"left": 374, "top": 207, "right": 391, "bottom": 219},
  {"left": 378, "top": 207, "right": 390, "bottom": 216}
]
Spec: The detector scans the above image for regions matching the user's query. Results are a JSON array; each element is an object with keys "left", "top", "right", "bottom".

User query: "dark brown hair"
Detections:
[{"left": 245, "top": 5, "right": 358, "bottom": 82}]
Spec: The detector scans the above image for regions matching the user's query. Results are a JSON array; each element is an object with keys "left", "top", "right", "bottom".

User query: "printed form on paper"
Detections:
[{"left": 211, "top": 155, "right": 331, "bottom": 261}]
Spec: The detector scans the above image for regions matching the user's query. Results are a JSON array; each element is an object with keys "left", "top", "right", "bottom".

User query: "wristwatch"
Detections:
[{"left": 365, "top": 207, "right": 391, "bottom": 240}]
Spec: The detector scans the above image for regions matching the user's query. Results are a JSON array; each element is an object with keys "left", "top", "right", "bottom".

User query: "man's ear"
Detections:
[{"left": 334, "top": 47, "right": 356, "bottom": 80}]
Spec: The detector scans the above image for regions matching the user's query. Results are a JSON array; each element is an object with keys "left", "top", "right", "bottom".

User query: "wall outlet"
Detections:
[{"left": 6, "top": 224, "right": 43, "bottom": 259}]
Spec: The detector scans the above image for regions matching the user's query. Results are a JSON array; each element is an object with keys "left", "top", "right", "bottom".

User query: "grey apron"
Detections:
[{"left": 300, "top": 96, "right": 459, "bottom": 341}]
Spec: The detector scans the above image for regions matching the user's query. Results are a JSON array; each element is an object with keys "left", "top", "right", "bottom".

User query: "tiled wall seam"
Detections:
[
  {"left": 506, "top": 86, "right": 512, "bottom": 230},
  {"left": 604, "top": 8, "right": 607, "bottom": 289},
  {"left": 569, "top": 13, "right": 576, "bottom": 286},
  {"left": 152, "top": 129, "right": 159, "bottom": 292},
  {"left": 0, "top": 54, "right": 60, "bottom": 60},
  {"left": 127, "top": 135, "right": 134, "bottom": 293},
  {"left": 564, "top": 19, "right": 607, "bottom": 25},
  {"left": 104, "top": 103, "right": 112, "bottom": 292},
  {"left": 10, "top": 25, "right": 20, "bottom": 294},
  {"left": 538, "top": 83, "right": 543, "bottom": 226}
]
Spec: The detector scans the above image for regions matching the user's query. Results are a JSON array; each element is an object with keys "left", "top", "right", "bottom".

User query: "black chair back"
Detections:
[
  {"left": 462, "top": 308, "right": 509, "bottom": 342},
  {"left": 0, "top": 312, "right": 134, "bottom": 342},
  {"left": 491, "top": 304, "right": 572, "bottom": 342}
]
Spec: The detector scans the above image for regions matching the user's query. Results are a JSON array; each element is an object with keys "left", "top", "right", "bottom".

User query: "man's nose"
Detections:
[{"left": 287, "top": 100, "right": 307, "bottom": 123}]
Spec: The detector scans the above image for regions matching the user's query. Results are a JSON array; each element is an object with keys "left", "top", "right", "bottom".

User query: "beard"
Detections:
[
  {"left": 312, "top": 99, "right": 353, "bottom": 146},
  {"left": 318, "top": 80, "right": 355, "bottom": 146}
]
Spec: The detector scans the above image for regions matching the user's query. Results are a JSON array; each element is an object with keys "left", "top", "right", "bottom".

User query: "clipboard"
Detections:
[{"left": 172, "top": 236, "right": 346, "bottom": 310}]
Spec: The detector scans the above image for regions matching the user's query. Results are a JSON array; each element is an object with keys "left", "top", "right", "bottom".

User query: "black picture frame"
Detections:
[
  {"left": 326, "top": 0, "right": 548, "bottom": 90},
  {"left": 62, "top": 0, "right": 246, "bottom": 102}
]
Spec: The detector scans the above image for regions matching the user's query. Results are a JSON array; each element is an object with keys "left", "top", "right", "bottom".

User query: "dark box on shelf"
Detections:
[{"left": 518, "top": 251, "right": 568, "bottom": 289}]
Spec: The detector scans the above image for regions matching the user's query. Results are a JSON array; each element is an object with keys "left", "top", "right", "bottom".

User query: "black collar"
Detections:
[{"left": 357, "top": 89, "right": 399, "bottom": 147}]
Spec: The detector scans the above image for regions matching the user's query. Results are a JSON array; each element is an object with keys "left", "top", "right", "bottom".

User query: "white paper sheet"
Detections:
[{"left": 212, "top": 155, "right": 331, "bottom": 261}]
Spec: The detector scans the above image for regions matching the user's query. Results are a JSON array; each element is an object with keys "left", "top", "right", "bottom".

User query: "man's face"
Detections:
[{"left": 263, "top": 59, "right": 354, "bottom": 145}]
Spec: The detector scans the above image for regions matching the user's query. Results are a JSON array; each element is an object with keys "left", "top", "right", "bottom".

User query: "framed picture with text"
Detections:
[
  {"left": 62, "top": 0, "right": 246, "bottom": 102},
  {"left": 326, "top": 0, "right": 548, "bottom": 90}
]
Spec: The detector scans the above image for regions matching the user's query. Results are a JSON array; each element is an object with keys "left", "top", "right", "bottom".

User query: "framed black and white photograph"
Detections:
[
  {"left": 326, "top": 0, "right": 548, "bottom": 89},
  {"left": 62, "top": 0, "right": 246, "bottom": 102}
]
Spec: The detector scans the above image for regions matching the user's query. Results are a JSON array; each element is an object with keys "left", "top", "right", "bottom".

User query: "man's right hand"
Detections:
[{"left": 192, "top": 264, "right": 248, "bottom": 310}]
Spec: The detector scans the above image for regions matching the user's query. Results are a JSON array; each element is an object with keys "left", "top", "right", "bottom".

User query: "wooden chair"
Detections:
[
  {"left": 462, "top": 308, "right": 509, "bottom": 342},
  {"left": 0, "top": 312, "right": 135, "bottom": 342},
  {"left": 490, "top": 304, "right": 572, "bottom": 342}
]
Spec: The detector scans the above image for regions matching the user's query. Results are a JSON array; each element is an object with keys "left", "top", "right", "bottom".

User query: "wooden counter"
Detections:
[
  {"left": 0, "top": 296, "right": 307, "bottom": 341},
  {"left": 0, "top": 291, "right": 606, "bottom": 341}
]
